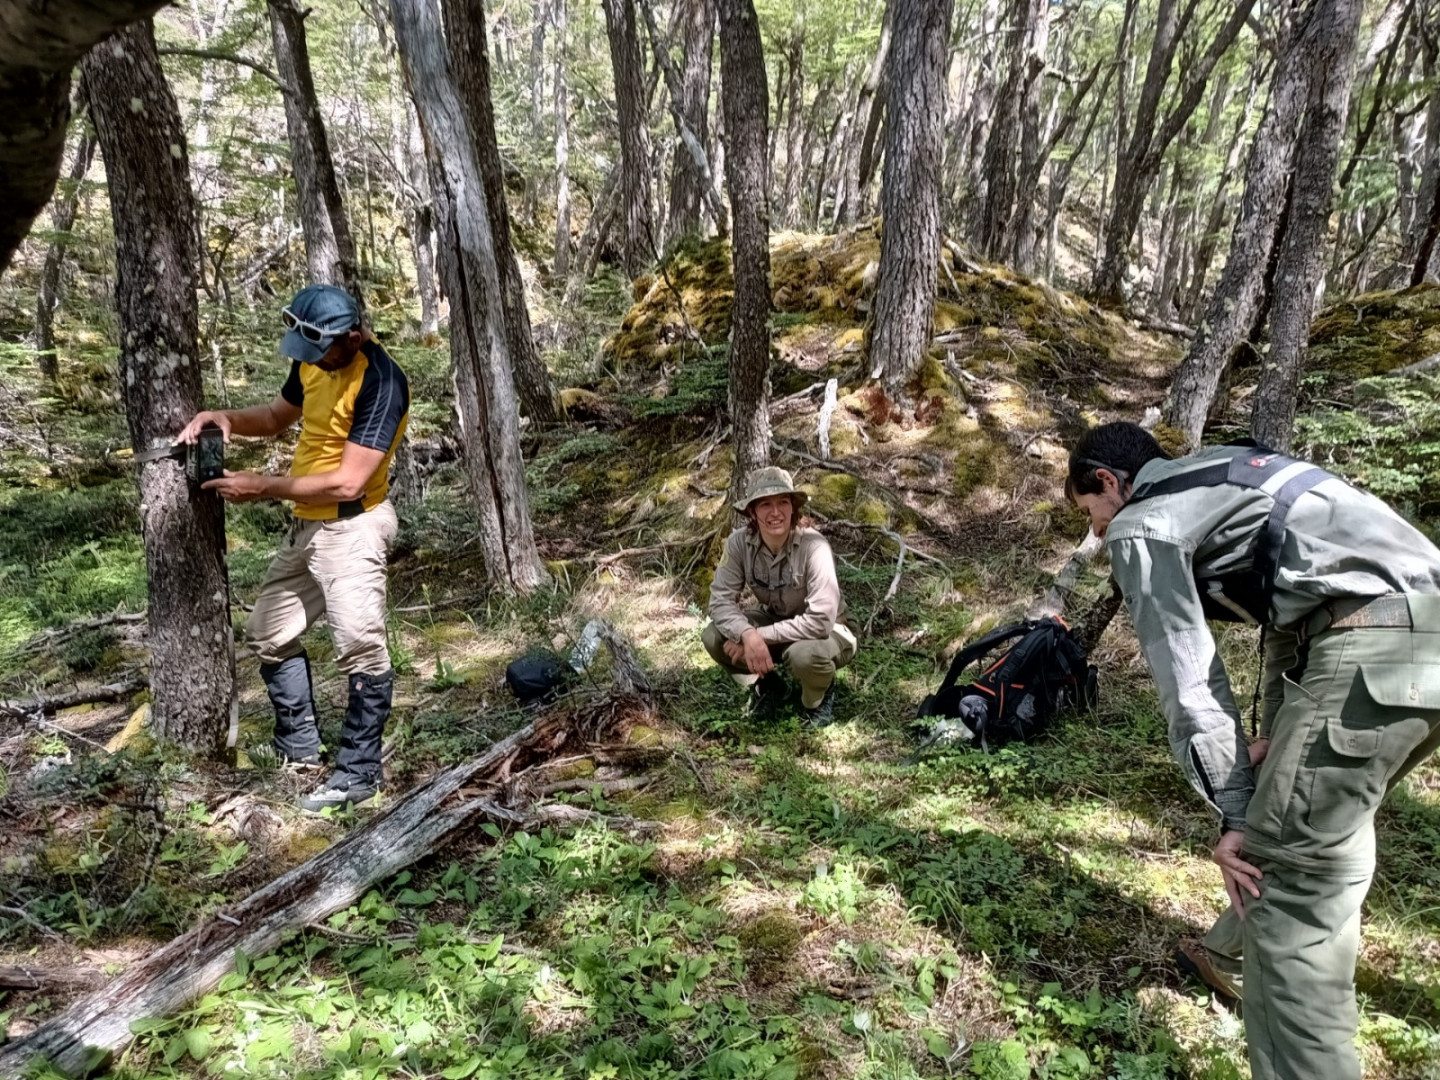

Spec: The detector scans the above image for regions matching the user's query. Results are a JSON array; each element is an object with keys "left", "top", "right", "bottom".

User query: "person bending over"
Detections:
[
  {"left": 1065, "top": 421, "right": 1440, "bottom": 1080},
  {"left": 702, "top": 467, "right": 858, "bottom": 727},
  {"left": 180, "top": 284, "right": 409, "bottom": 812}
]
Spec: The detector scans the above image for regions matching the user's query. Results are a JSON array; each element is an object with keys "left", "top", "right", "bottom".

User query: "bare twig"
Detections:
[{"left": 0, "top": 905, "right": 65, "bottom": 943}]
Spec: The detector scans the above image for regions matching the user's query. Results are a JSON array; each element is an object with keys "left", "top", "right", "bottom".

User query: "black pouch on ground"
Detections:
[
  {"left": 915, "top": 616, "right": 1098, "bottom": 751},
  {"left": 504, "top": 651, "right": 571, "bottom": 705}
]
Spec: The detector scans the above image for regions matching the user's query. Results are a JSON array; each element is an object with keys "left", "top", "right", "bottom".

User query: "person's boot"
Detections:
[
  {"left": 751, "top": 671, "right": 788, "bottom": 721},
  {"left": 261, "top": 653, "right": 321, "bottom": 765},
  {"left": 1174, "top": 939, "right": 1243, "bottom": 1008},
  {"left": 801, "top": 683, "right": 836, "bottom": 728},
  {"left": 301, "top": 670, "right": 392, "bottom": 812}
]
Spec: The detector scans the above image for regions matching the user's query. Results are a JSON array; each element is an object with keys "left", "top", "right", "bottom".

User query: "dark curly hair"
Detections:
[{"left": 1065, "top": 422, "right": 1170, "bottom": 503}]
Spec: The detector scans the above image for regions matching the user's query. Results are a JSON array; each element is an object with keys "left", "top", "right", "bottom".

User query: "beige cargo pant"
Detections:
[
  {"left": 1200, "top": 596, "right": 1440, "bottom": 1080},
  {"left": 701, "top": 616, "right": 857, "bottom": 708},
  {"left": 245, "top": 501, "right": 398, "bottom": 675}
]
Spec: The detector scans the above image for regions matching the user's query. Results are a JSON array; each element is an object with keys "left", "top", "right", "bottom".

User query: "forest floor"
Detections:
[{"left": 3, "top": 232, "right": 1440, "bottom": 1080}]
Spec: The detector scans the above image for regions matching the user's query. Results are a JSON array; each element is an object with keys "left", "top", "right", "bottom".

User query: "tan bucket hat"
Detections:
[{"left": 734, "top": 465, "right": 809, "bottom": 512}]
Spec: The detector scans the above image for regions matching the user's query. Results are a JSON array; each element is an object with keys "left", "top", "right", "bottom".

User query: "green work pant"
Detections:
[
  {"left": 701, "top": 617, "right": 857, "bottom": 708},
  {"left": 1204, "top": 597, "right": 1440, "bottom": 1080}
]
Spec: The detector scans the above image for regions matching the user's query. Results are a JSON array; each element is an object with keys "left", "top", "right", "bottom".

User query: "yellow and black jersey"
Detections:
[{"left": 280, "top": 339, "right": 410, "bottom": 521}]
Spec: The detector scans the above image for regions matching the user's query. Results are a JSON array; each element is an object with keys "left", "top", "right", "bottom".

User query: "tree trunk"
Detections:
[
  {"left": 35, "top": 110, "right": 96, "bottom": 384},
  {"left": 267, "top": 0, "right": 363, "bottom": 305},
  {"left": 602, "top": 0, "right": 655, "bottom": 276},
  {"left": 404, "top": 101, "right": 442, "bottom": 335},
  {"left": 441, "top": 0, "right": 559, "bottom": 423},
  {"left": 1164, "top": 2, "right": 1318, "bottom": 448},
  {"left": 1091, "top": 0, "right": 1258, "bottom": 307},
  {"left": 869, "top": 0, "right": 952, "bottom": 397},
  {"left": 660, "top": 0, "right": 714, "bottom": 241},
  {"left": 0, "top": 0, "right": 173, "bottom": 278},
  {"left": 530, "top": 0, "right": 547, "bottom": 132},
  {"left": 1184, "top": 78, "right": 1257, "bottom": 321},
  {"left": 959, "top": 0, "right": 1002, "bottom": 217},
  {"left": 553, "top": 0, "right": 572, "bottom": 276},
  {"left": 82, "top": 21, "right": 235, "bottom": 754},
  {"left": 971, "top": 0, "right": 1033, "bottom": 260},
  {"left": 1008, "top": 0, "right": 1049, "bottom": 272},
  {"left": 780, "top": 27, "right": 805, "bottom": 228},
  {"left": 1254, "top": 0, "right": 1364, "bottom": 451},
  {"left": 835, "top": 8, "right": 892, "bottom": 227},
  {"left": 392, "top": 0, "right": 549, "bottom": 594},
  {"left": 716, "top": 0, "right": 771, "bottom": 502}
]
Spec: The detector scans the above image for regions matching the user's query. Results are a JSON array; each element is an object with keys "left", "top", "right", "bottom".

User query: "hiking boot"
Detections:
[
  {"left": 750, "top": 671, "right": 788, "bottom": 720},
  {"left": 261, "top": 653, "right": 321, "bottom": 764},
  {"left": 801, "top": 683, "right": 837, "bottom": 728},
  {"left": 1175, "top": 939, "right": 1242, "bottom": 1007},
  {"left": 299, "top": 779, "right": 379, "bottom": 813}
]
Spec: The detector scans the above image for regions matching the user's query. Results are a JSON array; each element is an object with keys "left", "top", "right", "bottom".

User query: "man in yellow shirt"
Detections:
[{"left": 181, "top": 285, "right": 409, "bottom": 811}]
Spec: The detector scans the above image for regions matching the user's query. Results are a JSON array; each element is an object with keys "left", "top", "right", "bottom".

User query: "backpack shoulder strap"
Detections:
[{"left": 936, "top": 622, "right": 1037, "bottom": 698}]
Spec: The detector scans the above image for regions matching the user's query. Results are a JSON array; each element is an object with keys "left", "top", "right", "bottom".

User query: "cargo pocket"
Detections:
[{"left": 1304, "top": 663, "right": 1440, "bottom": 835}]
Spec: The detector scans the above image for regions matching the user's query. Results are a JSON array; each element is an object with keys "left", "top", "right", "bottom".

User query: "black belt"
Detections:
[{"left": 1304, "top": 594, "right": 1412, "bottom": 637}]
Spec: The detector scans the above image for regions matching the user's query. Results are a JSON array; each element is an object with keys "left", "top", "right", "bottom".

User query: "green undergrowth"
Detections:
[{"left": 6, "top": 242, "right": 1440, "bottom": 1080}]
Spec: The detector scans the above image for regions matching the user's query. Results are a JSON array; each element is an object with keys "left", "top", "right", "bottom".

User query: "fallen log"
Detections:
[{"left": 0, "top": 680, "right": 652, "bottom": 1076}]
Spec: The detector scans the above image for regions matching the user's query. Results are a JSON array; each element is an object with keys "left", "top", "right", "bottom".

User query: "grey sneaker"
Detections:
[{"left": 300, "top": 781, "right": 378, "bottom": 813}]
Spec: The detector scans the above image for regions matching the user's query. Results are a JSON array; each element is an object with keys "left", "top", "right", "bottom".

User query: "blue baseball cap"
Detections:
[{"left": 280, "top": 284, "right": 361, "bottom": 364}]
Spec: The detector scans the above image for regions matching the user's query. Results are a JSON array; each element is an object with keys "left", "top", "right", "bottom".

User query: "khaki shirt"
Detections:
[
  {"left": 710, "top": 526, "right": 852, "bottom": 645},
  {"left": 1106, "top": 446, "right": 1440, "bottom": 830}
]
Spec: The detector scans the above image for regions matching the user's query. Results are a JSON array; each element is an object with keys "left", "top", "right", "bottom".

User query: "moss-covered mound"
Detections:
[
  {"left": 604, "top": 224, "right": 1129, "bottom": 383},
  {"left": 1306, "top": 284, "right": 1440, "bottom": 389}
]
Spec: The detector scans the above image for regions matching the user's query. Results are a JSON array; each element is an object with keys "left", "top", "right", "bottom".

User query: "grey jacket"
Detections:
[
  {"left": 1106, "top": 446, "right": 1440, "bottom": 829},
  {"left": 710, "top": 526, "right": 853, "bottom": 645}
]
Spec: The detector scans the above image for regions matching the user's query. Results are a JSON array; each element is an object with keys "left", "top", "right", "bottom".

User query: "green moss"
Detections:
[
  {"left": 737, "top": 909, "right": 804, "bottom": 987},
  {"left": 812, "top": 472, "right": 859, "bottom": 516}
]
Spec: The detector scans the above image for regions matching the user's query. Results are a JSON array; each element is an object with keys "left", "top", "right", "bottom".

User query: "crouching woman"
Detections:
[{"left": 701, "top": 467, "right": 859, "bottom": 726}]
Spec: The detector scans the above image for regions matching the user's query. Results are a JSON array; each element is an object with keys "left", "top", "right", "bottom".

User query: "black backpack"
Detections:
[
  {"left": 505, "top": 651, "right": 570, "bottom": 705},
  {"left": 916, "top": 617, "right": 1098, "bottom": 751}
]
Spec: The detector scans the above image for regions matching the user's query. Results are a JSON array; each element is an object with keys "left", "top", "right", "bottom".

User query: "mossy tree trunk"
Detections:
[
  {"left": 83, "top": 20, "right": 236, "bottom": 754},
  {"left": 868, "top": 0, "right": 952, "bottom": 399},
  {"left": 441, "top": 0, "right": 560, "bottom": 423},
  {"left": 1252, "top": 0, "right": 1364, "bottom": 452},
  {"left": 267, "top": 0, "right": 364, "bottom": 306},
  {"left": 34, "top": 104, "right": 96, "bottom": 385},
  {"left": 717, "top": 0, "right": 772, "bottom": 502},
  {"left": 392, "top": 0, "right": 549, "bottom": 594},
  {"left": 602, "top": 0, "right": 654, "bottom": 277}
]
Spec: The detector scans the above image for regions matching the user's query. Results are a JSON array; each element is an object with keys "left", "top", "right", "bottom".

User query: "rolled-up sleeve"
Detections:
[
  {"left": 1110, "top": 535, "right": 1255, "bottom": 830},
  {"left": 757, "top": 537, "right": 840, "bottom": 645},
  {"left": 709, "top": 532, "right": 755, "bottom": 641}
]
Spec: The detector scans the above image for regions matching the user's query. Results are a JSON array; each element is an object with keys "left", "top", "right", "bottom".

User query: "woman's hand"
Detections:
[
  {"left": 740, "top": 628, "right": 774, "bottom": 675},
  {"left": 1248, "top": 738, "right": 1270, "bottom": 768}
]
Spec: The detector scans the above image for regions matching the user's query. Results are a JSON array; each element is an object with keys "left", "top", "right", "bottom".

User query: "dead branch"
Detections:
[
  {"left": 12, "top": 611, "right": 148, "bottom": 657},
  {"left": 1074, "top": 579, "right": 1125, "bottom": 655},
  {"left": 0, "top": 905, "right": 66, "bottom": 943},
  {"left": 0, "top": 678, "right": 147, "bottom": 721},
  {"left": 535, "top": 773, "right": 654, "bottom": 797},
  {"left": 817, "top": 378, "right": 839, "bottom": 460},
  {"left": 0, "top": 965, "right": 105, "bottom": 991},
  {"left": 1393, "top": 352, "right": 1440, "bottom": 377},
  {"left": 1029, "top": 533, "right": 1105, "bottom": 619}
]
